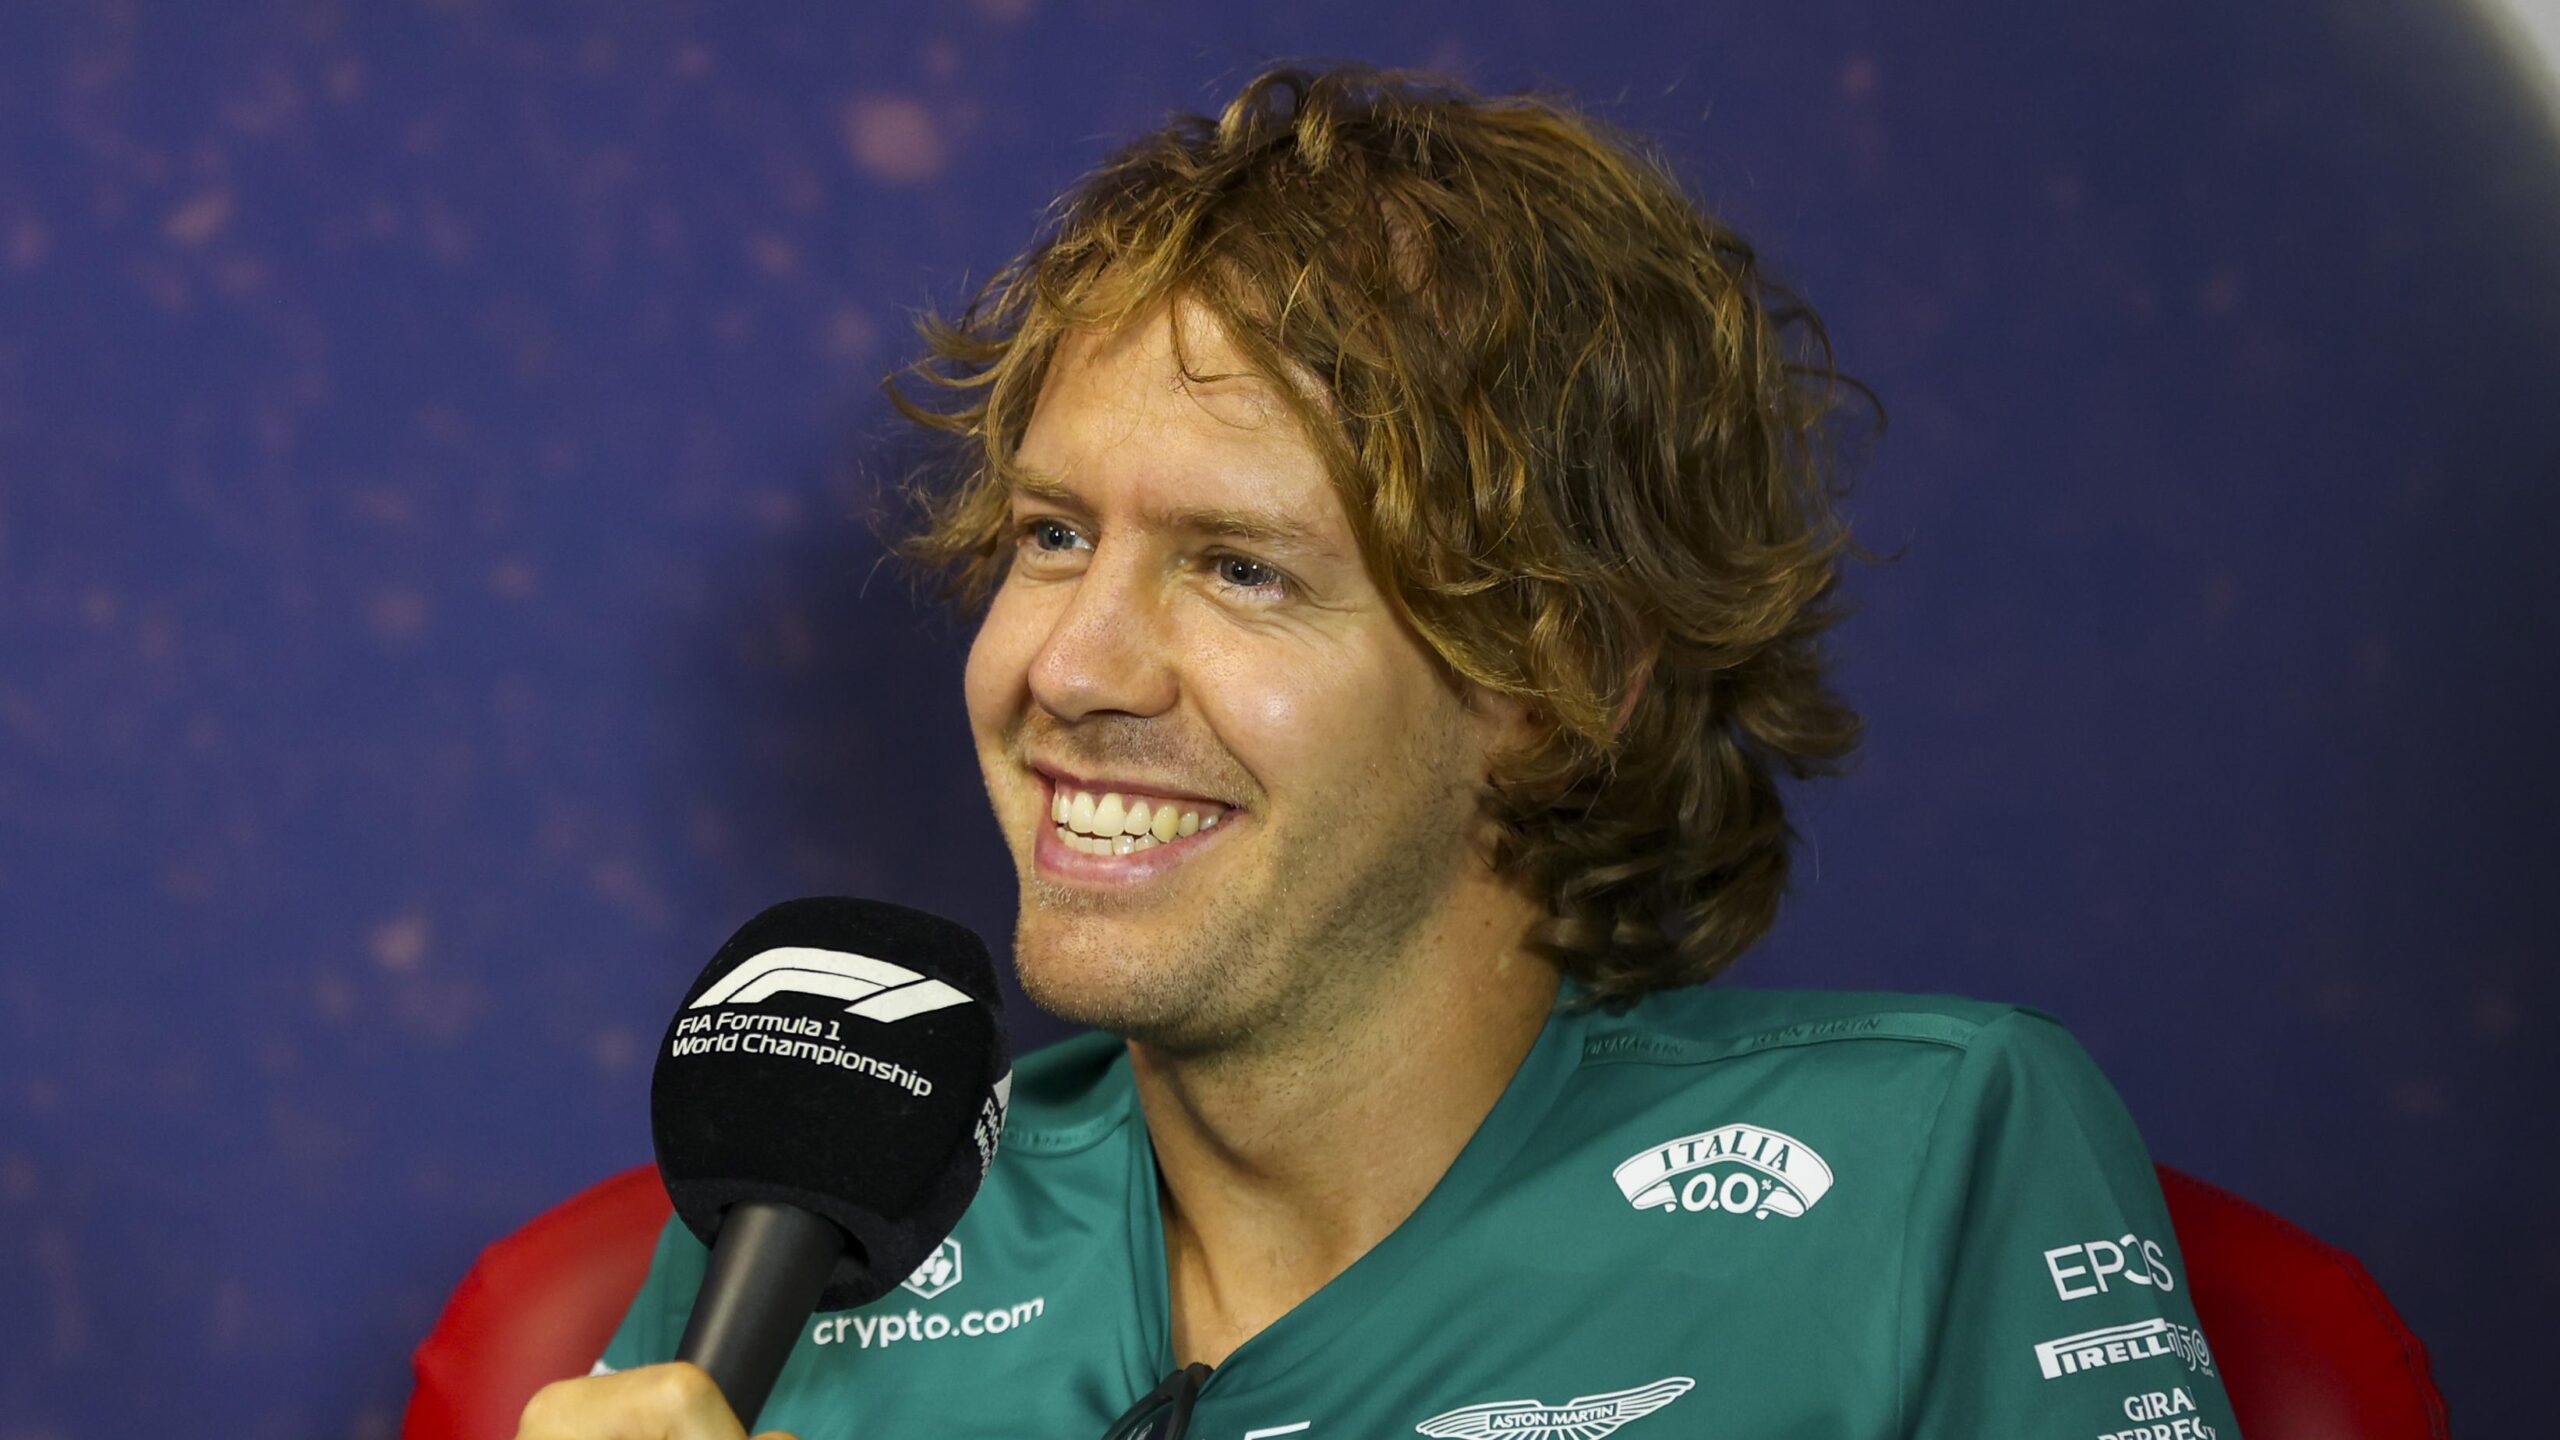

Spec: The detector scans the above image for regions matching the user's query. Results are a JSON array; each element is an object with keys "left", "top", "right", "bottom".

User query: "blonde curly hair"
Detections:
[{"left": 885, "top": 62, "right": 1876, "bottom": 1004}]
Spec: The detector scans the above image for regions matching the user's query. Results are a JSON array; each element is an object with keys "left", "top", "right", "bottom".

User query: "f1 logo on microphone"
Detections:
[{"left": 689, "top": 945, "right": 972, "bottom": 1022}]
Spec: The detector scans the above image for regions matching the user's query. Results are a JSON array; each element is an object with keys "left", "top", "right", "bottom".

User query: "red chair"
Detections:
[
  {"left": 406, "top": 1167, "right": 673, "bottom": 1440},
  {"left": 405, "top": 1163, "right": 2447, "bottom": 1440},
  {"left": 2154, "top": 1166, "right": 2448, "bottom": 1438}
]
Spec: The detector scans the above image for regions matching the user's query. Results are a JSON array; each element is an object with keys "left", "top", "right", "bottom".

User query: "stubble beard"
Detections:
[{"left": 1008, "top": 767, "right": 1479, "bottom": 1063}]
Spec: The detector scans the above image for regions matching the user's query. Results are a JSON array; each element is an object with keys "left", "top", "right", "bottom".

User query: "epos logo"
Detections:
[{"left": 2044, "top": 1233, "right": 2177, "bottom": 1300}]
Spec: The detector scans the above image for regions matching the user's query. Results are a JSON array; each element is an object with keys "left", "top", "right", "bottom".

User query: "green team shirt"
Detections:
[{"left": 601, "top": 985, "right": 2243, "bottom": 1440}]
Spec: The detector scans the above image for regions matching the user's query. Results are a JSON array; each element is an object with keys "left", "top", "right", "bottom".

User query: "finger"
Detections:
[{"left": 515, "top": 1362, "right": 748, "bottom": 1440}]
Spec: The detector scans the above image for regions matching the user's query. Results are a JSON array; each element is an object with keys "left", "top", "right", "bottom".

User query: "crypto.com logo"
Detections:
[{"left": 902, "top": 1238, "right": 962, "bottom": 1300}]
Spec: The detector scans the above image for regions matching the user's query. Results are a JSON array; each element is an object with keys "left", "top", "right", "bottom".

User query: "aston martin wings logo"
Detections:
[
  {"left": 688, "top": 945, "right": 971, "bottom": 1022},
  {"left": 1414, "top": 1377, "right": 1695, "bottom": 1440}
]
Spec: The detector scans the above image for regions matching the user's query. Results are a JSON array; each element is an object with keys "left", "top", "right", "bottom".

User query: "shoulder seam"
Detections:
[{"left": 1582, "top": 1010, "right": 1996, "bottom": 1069}]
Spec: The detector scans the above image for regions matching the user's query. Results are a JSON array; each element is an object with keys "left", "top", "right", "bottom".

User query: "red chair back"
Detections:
[
  {"left": 405, "top": 1166, "right": 672, "bottom": 1440},
  {"left": 403, "top": 1163, "right": 2446, "bottom": 1440},
  {"left": 2155, "top": 1166, "right": 2448, "bottom": 1439}
]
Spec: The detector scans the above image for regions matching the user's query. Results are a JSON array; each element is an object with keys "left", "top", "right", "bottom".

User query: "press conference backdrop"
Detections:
[{"left": 2, "top": 2, "right": 2552, "bottom": 1435}]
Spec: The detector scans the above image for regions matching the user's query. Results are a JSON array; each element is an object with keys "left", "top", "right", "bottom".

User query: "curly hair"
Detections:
[{"left": 883, "top": 61, "right": 1877, "bottom": 1005}]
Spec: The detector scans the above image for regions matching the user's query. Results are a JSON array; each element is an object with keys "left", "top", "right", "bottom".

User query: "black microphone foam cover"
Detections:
[{"left": 651, "top": 897, "right": 1011, "bottom": 1311}]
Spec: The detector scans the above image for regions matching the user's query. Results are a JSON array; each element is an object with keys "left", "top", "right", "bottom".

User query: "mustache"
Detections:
[{"left": 1013, "top": 718, "right": 1239, "bottom": 796}]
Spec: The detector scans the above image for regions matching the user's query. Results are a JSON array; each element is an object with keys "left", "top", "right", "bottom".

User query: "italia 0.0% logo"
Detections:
[{"left": 1612, "top": 1123, "right": 1838, "bottom": 1220}]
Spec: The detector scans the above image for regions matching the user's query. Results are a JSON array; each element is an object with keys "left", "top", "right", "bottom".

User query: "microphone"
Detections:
[{"left": 650, "top": 897, "right": 1012, "bottom": 1428}]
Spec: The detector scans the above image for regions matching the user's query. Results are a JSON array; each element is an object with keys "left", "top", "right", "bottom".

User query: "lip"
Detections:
[{"left": 1032, "top": 772, "right": 1238, "bottom": 888}]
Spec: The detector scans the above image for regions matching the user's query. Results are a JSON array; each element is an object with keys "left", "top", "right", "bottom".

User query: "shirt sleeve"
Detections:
[
  {"left": 1897, "top": 1010, "right": 2243, "bottom": 1440},
  {"left": 595, "top": 1213, "right": 711, "bottom": 1374}
]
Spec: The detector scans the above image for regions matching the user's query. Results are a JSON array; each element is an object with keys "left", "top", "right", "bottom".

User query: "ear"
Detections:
[{"left": 1461, "top": 682, "right": 1544, "bottom": 777}]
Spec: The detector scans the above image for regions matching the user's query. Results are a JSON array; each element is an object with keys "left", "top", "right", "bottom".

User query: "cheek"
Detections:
[
  {"left": 1198, "top": 636, "right": 1422, "bottom": 795},
  {"left": 962, "top": 589, "right": 1035, "bottom": 739}
]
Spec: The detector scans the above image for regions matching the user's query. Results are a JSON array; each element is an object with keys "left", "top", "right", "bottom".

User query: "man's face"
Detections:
[{"left": 963, "top": 296, "right": 1524, "bottom": 1054}]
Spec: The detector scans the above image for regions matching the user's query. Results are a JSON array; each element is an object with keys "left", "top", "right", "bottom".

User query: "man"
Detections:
[{"left": 523, "top": 63, "right": 2240, "bottom": 1439}]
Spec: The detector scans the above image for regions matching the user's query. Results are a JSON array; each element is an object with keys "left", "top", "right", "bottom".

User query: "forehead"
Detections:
[{"left": 1010, "top": 298, "right": 1353, "bottom": 558}]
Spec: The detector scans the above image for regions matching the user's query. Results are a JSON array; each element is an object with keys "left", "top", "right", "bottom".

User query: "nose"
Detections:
[{"left": 1025, "top": 543, "right": 1179, "bottom": 724}]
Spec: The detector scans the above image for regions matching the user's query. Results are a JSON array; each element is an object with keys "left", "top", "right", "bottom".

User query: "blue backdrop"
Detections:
[{"left": 2, "top": 2, "right": 2553, "bottom": 1435}]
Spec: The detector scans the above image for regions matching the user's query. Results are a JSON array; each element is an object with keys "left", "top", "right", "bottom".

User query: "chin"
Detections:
[
  {"left": 1011, "top": 921, "right": 1159, "bottom": 1027},
  {"left": 1010, "top": 922, "right": 1229, "bottom": 1049}
]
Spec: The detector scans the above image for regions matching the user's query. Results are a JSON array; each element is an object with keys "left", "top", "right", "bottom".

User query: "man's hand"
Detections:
[{"left": 513, "top": 1362, "right": 799, "bottom": 1440}]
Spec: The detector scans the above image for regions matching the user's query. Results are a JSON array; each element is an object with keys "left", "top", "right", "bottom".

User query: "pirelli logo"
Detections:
[{"left": 2033, "top": 1318, "right": 2216, "bottom": 1380}]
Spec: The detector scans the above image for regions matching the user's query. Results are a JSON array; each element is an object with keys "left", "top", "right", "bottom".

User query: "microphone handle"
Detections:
[{"left": 675, "top": 1201, "right": 848, "bottom": 1428}]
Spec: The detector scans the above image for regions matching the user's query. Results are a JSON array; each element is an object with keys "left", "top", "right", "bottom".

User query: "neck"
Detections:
[{"left": 1130, "top": 884, "right": 1560, "bottom": 1368}]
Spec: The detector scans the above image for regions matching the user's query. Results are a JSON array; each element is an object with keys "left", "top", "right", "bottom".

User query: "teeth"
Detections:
[
  {"left": 1047, "top": 781, "right": 1229, "bottom": 845},
  {"left": 1055, "top": 825, "right": 1170, "bottom": 857}
]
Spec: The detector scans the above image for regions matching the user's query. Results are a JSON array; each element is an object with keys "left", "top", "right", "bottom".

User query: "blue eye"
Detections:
[
  {"left": 1214, "top": 555, "right": 1287, "bottom": 594},
  {"left": 1024, "top": 515, "right": 1085, "bottom": 548}
]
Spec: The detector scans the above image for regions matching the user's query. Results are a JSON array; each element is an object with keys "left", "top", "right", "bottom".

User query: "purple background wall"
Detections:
[{"left": 3, "top": 2, "right": 2553, "bottom": 1435}]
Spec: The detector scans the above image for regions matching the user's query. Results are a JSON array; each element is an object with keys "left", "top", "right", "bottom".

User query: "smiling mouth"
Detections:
[{"left": 1043, "top": 776, "right": 1232, "bottom": 856}]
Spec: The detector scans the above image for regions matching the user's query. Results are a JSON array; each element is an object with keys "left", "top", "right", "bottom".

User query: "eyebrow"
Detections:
[{"left": 1006, "top": 467, "right": 1345, "bottom": 563}]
